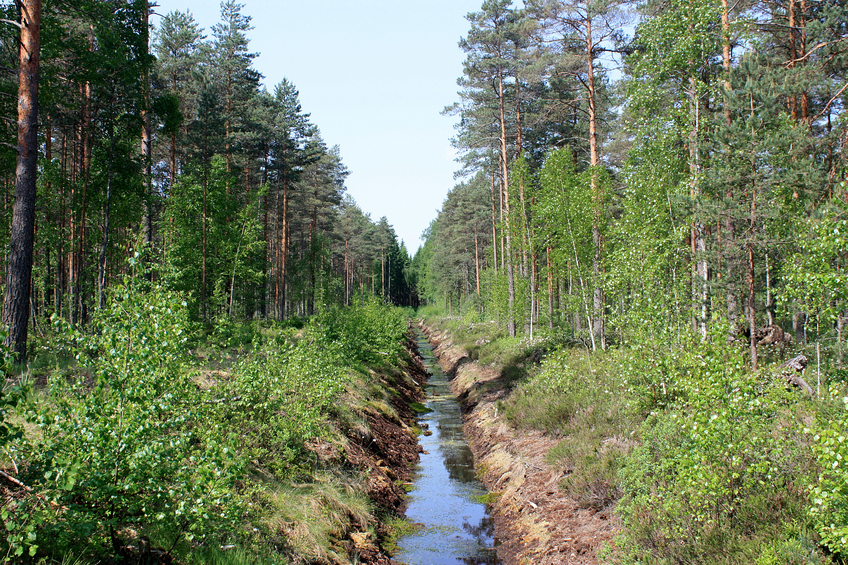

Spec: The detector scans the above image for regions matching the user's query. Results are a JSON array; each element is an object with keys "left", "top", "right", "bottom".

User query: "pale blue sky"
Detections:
[{"left": 153, "top": 0, "right": 483, "bottom": 252}]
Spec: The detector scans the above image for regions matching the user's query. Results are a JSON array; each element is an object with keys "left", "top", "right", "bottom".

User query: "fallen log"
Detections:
[{"left": 778, "top": 354, "right": 814, "bottom": 395}]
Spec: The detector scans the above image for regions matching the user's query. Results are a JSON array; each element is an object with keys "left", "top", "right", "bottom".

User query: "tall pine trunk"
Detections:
[
  {"left": 3, "top": 0, "right": 41, "bottom": 362},
  {"left": 498, "top": 68, "right": 516, "bottom": 338},
  {"left": 722, "top": 0, "right": 739, "bottom": 336},
  {"left": 141, "top": 0, "right": 153, "bottom": 247}
]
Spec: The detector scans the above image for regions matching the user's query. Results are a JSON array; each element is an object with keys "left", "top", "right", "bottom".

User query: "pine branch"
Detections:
[{"left": 813, "top": 81, "right": 848, "bottom": 123}]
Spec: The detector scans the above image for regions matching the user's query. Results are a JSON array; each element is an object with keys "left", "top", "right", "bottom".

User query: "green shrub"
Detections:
[
  {"left": 617, "top": 366, "right": 817, "bottom": 564},
  {"left": 21, "top": 277, "right": 243, "bottom": 560},
  {"left": 313, "top": 296, "right": 408, "bottom": 366},
  {"left": 809, "top": 392, "right": 848, "bottom": 557},
  {"left": 215, "top": 333, "right": 348, "bottom": 479}
]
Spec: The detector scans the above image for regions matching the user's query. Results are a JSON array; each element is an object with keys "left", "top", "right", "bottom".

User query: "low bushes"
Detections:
[
  {"left": 3, "top": 281, "right": 415, "bottom": 563},
  {"left": 502, "top": 348, "right": 639, "bottom": 509},
  {"left": 437, "top": 314, "right": 845, "bottom": 564}
]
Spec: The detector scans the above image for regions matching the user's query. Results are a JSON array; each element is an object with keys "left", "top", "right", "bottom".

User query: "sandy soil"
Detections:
[{"left": 422, "top": 324, "right": 620, "bottom": 565}]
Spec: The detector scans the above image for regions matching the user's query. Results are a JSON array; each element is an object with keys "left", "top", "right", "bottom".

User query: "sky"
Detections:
[{"left": 151, "top": 0, "right": 484, "bottom": 253}]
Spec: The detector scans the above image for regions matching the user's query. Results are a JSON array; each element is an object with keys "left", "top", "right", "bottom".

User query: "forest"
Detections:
[
  {"left": 417, "top": 0, "right": 847, "bottom": 363},
  {"left": 413, "top": 0, "right": 848, "bottom": 563},
  {"left": 0, "top": 0, "right": 416, "bottom": 366},
  {"left": 0, "top": 0, "right": 846, "bottom": 563}
]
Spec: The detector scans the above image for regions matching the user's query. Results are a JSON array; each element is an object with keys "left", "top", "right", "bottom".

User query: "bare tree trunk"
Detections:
[
  {"left": 748, "top": 245, "right": 757, "bottom": 371},
  {"left": 747, "top": 91, "right": 758, "bottom": 370},
  {"left": 279, "top": 181, "right": 289, "bottom": 320},
  {"left": 689, "top": 75, "right": 708, "bottom": 340},
  {"left": 788, "top": 0, "right": 798, "bottom": 120},
  {"left": 722, "top": 0, "right": 739, "bottom": 337},
  {"left": 585, "top": 13, "right": 605, "bottom": 349},
  {"left": 3, "top": 0, "right": 40, "bottom": 362},
  {"left": 490, "top": 169, "right": 498, "bottom": 274},
  {"left": 474, "top": 221, "right": 481, "bottom": 295},
  {"left": 498, "top": 68, "right": 516, "bottom": 338},
  {"left": 140, "top": 0, "right": 153, "bottom": 247},
  {"left": 344, "top": 239, "right": 350, "bottom": 306},
  {"left": 799, "top": 0, "right": 808, "bottom": 121},
  {"left": 201, "top": 172, "right": 208, "bottom": 320},
  {"left": 98, "top": 118, "right": 117, "bottom": 310},
  {"left": 170, "top": 131, "right": 177, "bottom": 189},
  {"left": 547, "top": 247, "right": 554, "bottom": 329}
]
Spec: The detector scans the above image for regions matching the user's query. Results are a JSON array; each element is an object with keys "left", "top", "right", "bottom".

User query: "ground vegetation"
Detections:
[{"left": 417, "top": 1, "right": 848, "bottom": 559}]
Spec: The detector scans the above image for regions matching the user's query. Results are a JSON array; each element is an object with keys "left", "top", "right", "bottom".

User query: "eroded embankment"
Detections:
[
  {"left": 420, "top": 323, "right": 619, "bottom": 565},
  {"left": 338, "top": 332, "right": 430, "bottom": 564}
]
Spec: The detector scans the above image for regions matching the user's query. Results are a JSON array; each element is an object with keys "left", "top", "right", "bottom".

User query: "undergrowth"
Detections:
[
  {"left": 1, "top": 276, "right": 414, "bottom": 564},
  {"left": 425, "top": 315, "right": 848, "bottom": 564}
]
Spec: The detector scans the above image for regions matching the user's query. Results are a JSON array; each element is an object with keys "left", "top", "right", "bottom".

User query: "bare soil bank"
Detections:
[
  {"left": 421, "top": 323, "right": 619, "bottom": 565},
  {"left": 316, "top": 332, "right": 429, "bottom": 564}
]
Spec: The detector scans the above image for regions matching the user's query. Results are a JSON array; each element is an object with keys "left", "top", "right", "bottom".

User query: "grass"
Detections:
[
  {"left": 500, "top": 347, "right": 639, "bottom": 509},
  {"left": 258, "top": 474, "right": 372, "bottom": 563}
]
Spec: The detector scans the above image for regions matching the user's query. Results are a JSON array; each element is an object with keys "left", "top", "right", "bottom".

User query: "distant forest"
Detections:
[
  {"left": 415, "top": 0, "right": 847, "bottom": 370},
  {"left": 0, "top": 0, "right": 416, "bottom": 361}
]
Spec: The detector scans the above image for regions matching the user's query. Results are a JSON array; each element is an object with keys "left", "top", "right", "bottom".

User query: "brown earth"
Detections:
[
  {"left": 422, "top": 324, "right": 620, "bottom": 565},
  {"left": 331, "top": 332, "right": 430, "bottom": 565}
]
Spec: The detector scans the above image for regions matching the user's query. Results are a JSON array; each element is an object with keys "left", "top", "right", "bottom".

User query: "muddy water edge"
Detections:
[
  {"left": 394, "top": 331, "right": 500, "bottom": 565},
  {"left": 417, "top": 323, "right": 619, "bottom": 565}
]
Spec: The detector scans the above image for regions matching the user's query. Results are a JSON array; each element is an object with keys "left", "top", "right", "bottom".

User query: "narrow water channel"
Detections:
[{"left": 395, "top": 333, "right": 500, "bottom": 565}]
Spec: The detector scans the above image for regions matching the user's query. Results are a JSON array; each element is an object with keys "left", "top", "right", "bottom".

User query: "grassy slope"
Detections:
[
  {"left": 4, "top": 297, "right": 426, "bottom": 564},
  {"left": 423, "top": 315, "right": 846, "bottom": 565}
]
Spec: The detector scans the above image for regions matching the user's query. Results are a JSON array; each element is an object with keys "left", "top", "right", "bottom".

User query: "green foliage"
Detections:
[
  {"left": 210, "top": 296, "right": 409, "bottom": 481},
  {"left": 780, "top": 212, "right": 848, "bottom": 338},
  {"left": 314, "top": 296, "right": 409, "bottom": 367},
  {"left": 3, "top": 277, "right": 419, "bottom": 562},
  {"left": 616, "top": 345, "right": 819, "bottom": 564},
  {"left": 22, "top": 272, "right": 243, "bottom": 559},
  {"left": 215, "top": 331, "right": 347, "bottom": 478},
  {"left": 810, "top": 393, "right": 848, "bottom": 557},
  {"left": 0, "top": 336, "right": 35, "bottom": 559}
]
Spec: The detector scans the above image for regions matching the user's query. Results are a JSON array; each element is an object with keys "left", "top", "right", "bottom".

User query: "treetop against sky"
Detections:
[{"left": 154, "top": 0, "right": 482, "bottom": 251}]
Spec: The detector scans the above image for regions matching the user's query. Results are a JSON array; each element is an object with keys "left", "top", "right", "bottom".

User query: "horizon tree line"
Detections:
[{"left": 0, "top": 0, "right": 416, "bottom": 362}]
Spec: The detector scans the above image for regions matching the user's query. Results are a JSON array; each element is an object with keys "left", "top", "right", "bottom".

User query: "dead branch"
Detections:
[{"left": 0, "top": 469, "right": 68, "bottom": 511}]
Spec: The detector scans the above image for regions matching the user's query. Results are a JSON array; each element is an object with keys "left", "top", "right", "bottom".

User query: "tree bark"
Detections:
[
  {"left": 498, "top": 68, "right": 516, "bottom": 338},
  {"left": 586, "top": 13, "right": 605, "bottom": 349},
  {"left": 689, "top": 75, "right": 708, "bottom": 340},
  {"left": 98, "top": 118, "right": 117, "bottom": 310},
  {"left": 490, "top": 169, "right": 498, "bottom": 274},
  {"left": 474, "top": 221, "right": 481, "bottom": 295},
  {"left": 721, "top": 0, "right": 739, "bottom": 337},
  {"left": 141, "top": 0, "right": 153, "bottom": 247},
  {"left": 3, "top": 0, "right": 41, "bottom": 362}
]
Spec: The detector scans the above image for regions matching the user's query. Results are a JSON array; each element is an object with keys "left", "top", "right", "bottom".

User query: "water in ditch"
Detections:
[{"left": 395, "top": 333, "right": 500, "bottom": 565}]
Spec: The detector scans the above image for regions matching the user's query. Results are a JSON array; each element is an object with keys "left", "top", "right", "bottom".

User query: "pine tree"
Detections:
[
  {"left": 2, "top": 0, "right": 41, "bottom": 362},
  {"left": 210, "top": 0, "right": 261, "bottom": 177},
  {"left": 153, "top": 9, "right": 205, "bottom": 188}
]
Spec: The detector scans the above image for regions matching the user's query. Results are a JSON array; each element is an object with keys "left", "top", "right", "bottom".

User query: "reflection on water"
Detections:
[{"left": 395, "top": 335, "right": 500, "bottom": 565}]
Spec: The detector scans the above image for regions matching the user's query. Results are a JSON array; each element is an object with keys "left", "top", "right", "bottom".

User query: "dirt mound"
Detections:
[{"left": 422, "top": 323, "right": 620, "bottom": 565}]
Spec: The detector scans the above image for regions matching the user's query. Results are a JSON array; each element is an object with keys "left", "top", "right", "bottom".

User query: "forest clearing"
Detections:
[{"left": 0, "top": 0, "right": 847, "bottom": 563}]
